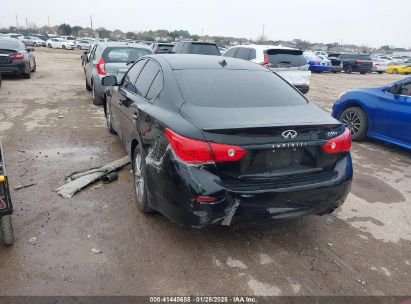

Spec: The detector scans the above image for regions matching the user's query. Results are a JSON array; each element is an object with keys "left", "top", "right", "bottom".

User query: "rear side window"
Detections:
[
  {"left": 103, "top": 47, "right": 151, "bottom": 63},
  {"left": 135, "top": 60, "right": 160, "bottom": 98},
  {"left": 146, "top": 72, "right": 163, "bottom": 101},
  {"left": 123, "top": 60, "right": 147, "bottom": 93},
  {"left": 236, "top": 48, "right": 251, "bottom": 60},
  {"left": 176, "top": 69, "right": 307, "bottom": 107},
  {"left": 190, "top": 43, "right": 220, "bottom": 55},
  {"left": 223, "top": 48, "right": 237, "bottom": 58},
  {"left": 266, "top": 49, "right": 307, "bottom": 67}
]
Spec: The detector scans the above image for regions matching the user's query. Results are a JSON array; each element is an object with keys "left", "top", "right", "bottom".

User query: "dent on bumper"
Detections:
[{"left": 146, "top": 149, "right": 353, "bottom": 229}]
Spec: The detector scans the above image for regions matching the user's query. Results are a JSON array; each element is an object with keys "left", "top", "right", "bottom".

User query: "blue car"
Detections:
[
  {"left": 304, "top": 52, "right": 332, "bottom": 72},
  {"left": 332, "top": 77, "right": 411, "bottom": 150}
]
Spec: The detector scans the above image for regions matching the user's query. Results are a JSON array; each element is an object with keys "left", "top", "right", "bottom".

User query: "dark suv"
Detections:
[
  {"left": 171, "top": 41, "right": 220, "bottom": 55},
  {"left": 339, "top": 53, "right": 373, "bottom": 74}
]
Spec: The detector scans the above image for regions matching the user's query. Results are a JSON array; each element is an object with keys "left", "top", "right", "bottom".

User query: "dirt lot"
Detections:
[{"left": 0, "top": 48, "right": 410, "bottom": 296}]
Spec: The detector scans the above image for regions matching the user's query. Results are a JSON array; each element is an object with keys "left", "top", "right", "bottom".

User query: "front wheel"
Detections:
[
  {"left": 132, "top": 146, "right": 153, "bottom": 213},
  {"left": 339, "top": 107, "right": 368, "bottom": 141},
  {"left": 48, "top": 44, "right": 52, "bottom": 48},
  {"left": 1, "top": 215, "right": 14, "bottom": 246},
  {"left": 62, "top": 45, "right": 66, "bottom": 50},
  {"left": 393, "top": 68, "right": 399, "bottom": 74},
  {"left": 105, "top": 102, "right": 116, "bottom": 134},
  {"left": 345, "top": 65, "right": 352, "bottom": 74}
]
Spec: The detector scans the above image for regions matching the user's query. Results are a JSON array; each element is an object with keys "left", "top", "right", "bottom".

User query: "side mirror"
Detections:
[
  {"left": 102, "top": 75, "right": 118, "bottom": 86},
  {"left": 81, "top": 54, "right": 88, "bottom": 62}
]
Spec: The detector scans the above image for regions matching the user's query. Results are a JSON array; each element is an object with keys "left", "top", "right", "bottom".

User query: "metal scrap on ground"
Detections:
[{"left": 56, "top": 156, "right": 130, "bottom": 199}]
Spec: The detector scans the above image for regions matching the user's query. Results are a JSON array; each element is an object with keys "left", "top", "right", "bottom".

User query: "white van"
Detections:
[{"left": 223, "top": 45, "right": 311, "bottom": 94}]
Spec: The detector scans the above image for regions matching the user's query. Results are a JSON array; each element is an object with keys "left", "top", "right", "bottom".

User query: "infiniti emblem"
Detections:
[{"left": 281, "top": 130, "right": 298, "bottom": 139}]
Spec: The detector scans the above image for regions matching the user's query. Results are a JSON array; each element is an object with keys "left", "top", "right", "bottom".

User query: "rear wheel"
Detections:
[
  {"left": 360, "top": 71, "right": 366, "bottom": 75},
  {"left": 32, "top": 59, "right": 37, "bottom": 72},
  {"left": 77, "top": 45, "right": 81, "bottom": 49},
  {"left": 1, "top": 215, "right": 14, "bottom": 246},
  {"left": 22, "top": 64, "right": 31, "bottom": 79},
  {"left": 62, "top": 45, "right": 66, "bottom": 50},
  {"left": 378, "top": 71, "right": 383, "bottom": 74},
  {"left": 393, "top": 68, "right": 399, "bottom": 74},
  {"left": 48, "top": 43, "right": 52, "bottom": 48},
  {"left": 92, "top": 81, "right": 104, "bottom": 105},
  {"left": 132, "top": 145, "right": 152, "bottom": 213},
  {"left": 33, "top": 42, "right": 38, "bottom": 47},
  {"left": 85, "top": 78, "right": 92, "bottom": 91},
  {"left": 340, "top": 107, "right": 367, "bottom": 141}
]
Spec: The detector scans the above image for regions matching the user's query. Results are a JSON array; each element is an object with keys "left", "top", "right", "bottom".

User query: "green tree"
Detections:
[
  {"left": 96, "top": 27, "right": 111, "bottom": 39},
  {"left": 58, "top": 23, "right": 72, "bottom": 36},
  {"left": 71, "top": 26, "right": 83, "bottom": 36}
]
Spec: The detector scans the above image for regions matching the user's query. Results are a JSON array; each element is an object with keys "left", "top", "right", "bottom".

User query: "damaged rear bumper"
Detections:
[{"left": 146, "top": 151, "right": 353, "bottom": 229}]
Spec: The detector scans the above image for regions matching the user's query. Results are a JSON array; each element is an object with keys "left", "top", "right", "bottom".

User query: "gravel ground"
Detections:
[{"left": 0, "top": 48, "right": 410, "bottom": 296}]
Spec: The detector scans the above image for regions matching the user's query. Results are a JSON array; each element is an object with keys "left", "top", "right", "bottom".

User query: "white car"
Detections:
[
  {"left": 223, "top": 45, "right": 311, "bottom": 94},
  {"left": 46, "top": 38, "right": 75, "bottom": 50},
  {"left": 371, "top": 56, "right": 389, "bottom": 74}
]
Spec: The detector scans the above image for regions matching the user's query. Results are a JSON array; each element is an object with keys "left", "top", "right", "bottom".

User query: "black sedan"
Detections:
[
  {"left": 0, "top": 37, "right": 36, "bottom": 78},
  {"left": 102, "top": 55, "right": 353, "bottom": 228}
]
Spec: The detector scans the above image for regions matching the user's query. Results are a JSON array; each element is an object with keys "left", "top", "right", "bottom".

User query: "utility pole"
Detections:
[
  {"left": 262, "top": 24, "right": 265, "bottom": 41},
  {"left": 26, "top": 17, "right": 28, "bottom": 29},
  {"left": 90, "top": 15, "right": 93, "bottom": 30},
  {"left": 15, "top": 15, "right": 19, "bottom": 28},
  {"left": 48, "top": 16, "right": 50, "bottom": 28},
  {"left": 201, "top": 28, "right": 204, "bottom": 37}
]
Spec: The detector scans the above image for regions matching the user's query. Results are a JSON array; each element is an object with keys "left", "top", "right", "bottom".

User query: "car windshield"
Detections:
[
  {"left": 190, "top": 43, "right": 220, "bottom": 55},
  {"left": 265, "top": 49, "right": 307, "bottom": 67},
  {"left": 103, "top": 47, "right": 151, "bottom": 63},
  {"left": 175, "top": 69, "right": 307, "bottom": 107}
]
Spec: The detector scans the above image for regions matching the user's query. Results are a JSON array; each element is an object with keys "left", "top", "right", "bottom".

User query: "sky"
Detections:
[{"left": 1, "top": 0, "right": 410, "bottom": 48}]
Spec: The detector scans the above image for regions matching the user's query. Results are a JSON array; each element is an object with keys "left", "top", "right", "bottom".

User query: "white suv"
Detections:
[{"left": 223, "top": 45, "right": 311, "bottom": 94}]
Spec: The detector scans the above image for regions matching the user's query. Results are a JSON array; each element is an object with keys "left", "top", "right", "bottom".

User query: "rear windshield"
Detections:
[
  {"left": 0, "top": 39, "right": 21, "bottom": 51},
  {"left": 175, "top": 69, "right": 307, "bottom": 107},
  {"left": 190, "top": 43, "right": 220, "bottom": 55},
  {"left": 265, "top": 49, "right": 307, "bottom": 67},
  {"left": 103, "top": 47, "right": 151, "bottom": 63}
]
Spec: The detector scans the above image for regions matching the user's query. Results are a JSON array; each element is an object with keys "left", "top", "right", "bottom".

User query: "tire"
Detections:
[
  {"left": 85, "top": 78, "right": 92, "bottom": 91},
  {"left": 92, "top": 81, "right": 104, "bottom": 105},
  {"left": 22, "top": 64, "right": 31, "bottom": 79},
  {"left": 360, "top": 71, "right": 366, "bottom": 75},
  {"left": 48, "top": 44, "right": 52, "bottom": 48},
  {"left": 345, "top": 65, "right": 352, "bottom": 74},
  {"left": 105, "top": 101, "right": 116, "bottom": 134},
  {"left": 62, "top": 45, "right": 66, "bottom": 50},
  {"left": 32, "top": 59, "right": 37, "bottom": 72},
  {"left": 339, "top": 107, "right": 368, "bottom": 141},
  {"left": 1, "top": 215, "right": 14, "bottom": 246},
  {"left": 33, "top": 42, "right": 38, "bottom": 47},
  {"left": 132, "top": 145, "right": 153, "bottom": 213},
  {"left": 393, "top": 68, "right": 398, "bottom": 74},
  {"left": 378, "top": 71, "right": 383, "bottom": 74},
  {"left": 77, "top": 45, "right": 81, "bottom": 49}
]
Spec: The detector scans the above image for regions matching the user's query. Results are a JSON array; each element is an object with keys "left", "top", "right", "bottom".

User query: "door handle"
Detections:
[{"left": 132, "top": 113, "right": 138, "bottom": 120}]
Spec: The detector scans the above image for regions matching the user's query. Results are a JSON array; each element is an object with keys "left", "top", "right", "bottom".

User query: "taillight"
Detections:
[
  {"left": 322, "top": 128, "right": 352, "bottom": 154},
  {"left": 261, "top": 52, "right": 269, "bottom": 67},
  {"left": 9, "top": 53, "right": 24, "bottom": 61},
  {"left": 356, "top": 60, "right": 365, "bottom": 64},
  {"left": 165, "top": 128, "right": 247, "bottom": 163},
  {"left": 96, "top": 57, "right": 106, "bottom": 75}
]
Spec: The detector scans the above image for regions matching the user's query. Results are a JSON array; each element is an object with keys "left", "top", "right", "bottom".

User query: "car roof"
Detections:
[
  {"left": 231, "top": 44, "right": 299, "bottom": 51},
  {"left": 152, "top": 54, "right": 266, "bottom": 70}
]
